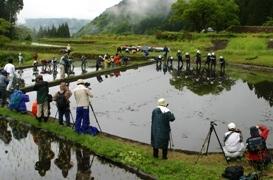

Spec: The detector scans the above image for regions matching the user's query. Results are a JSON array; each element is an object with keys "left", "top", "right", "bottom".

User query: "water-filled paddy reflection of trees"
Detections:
[{"left": 0, "top": 120, "right": 140, "bottom": 179}]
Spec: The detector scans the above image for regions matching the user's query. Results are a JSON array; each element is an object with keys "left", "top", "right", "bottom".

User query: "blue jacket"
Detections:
[{"left": 9, "top": 90, "right": 29, "bottom": 113}]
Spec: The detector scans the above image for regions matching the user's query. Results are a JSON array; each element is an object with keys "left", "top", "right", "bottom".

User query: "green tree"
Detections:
[
  {"left": 0, "top": 18, "right": 10, "bottom": 35},
  {"left": 170, "top": 0, "right": 239, "bottom": 31},
  {"left": 236, "top": 0, "right": 273, "bottom": 25}
]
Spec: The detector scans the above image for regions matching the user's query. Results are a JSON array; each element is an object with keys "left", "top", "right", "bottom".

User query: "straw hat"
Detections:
[{"left": 158, "top": 98, "right": 168, "bottom": 107}]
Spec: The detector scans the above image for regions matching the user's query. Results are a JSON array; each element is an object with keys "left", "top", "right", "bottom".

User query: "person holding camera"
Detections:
[
  {"left": 33, "top": 75, "right": 50, "bottom": 122},
  {"left": 73, "top": 79, "right": 93, "bottom": 134},
  {"left": 245, "top": 124, "right": 271, "bottom": 169},
  {"left": 53, "top": 81, "right": 72, "bottom": 126},
  {"left": 151, "top": 98, "right": 175, "bottom": 159},
  {"left": 223, "top": 123, "right": 245, "bottom": 160}
]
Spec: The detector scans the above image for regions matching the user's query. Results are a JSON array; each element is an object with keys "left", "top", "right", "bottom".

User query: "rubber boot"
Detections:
[
  {"left": 153, "top": 148, "right": 159, "bottom": 158},
  {"left": 162, "top": 148, "right": 168, "bottom": 160}
]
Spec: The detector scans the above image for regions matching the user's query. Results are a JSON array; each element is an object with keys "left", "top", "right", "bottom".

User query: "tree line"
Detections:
[
  {"left": 168, "top": 0, "right": 273, "bottom": 32},
  {"left": 169, "top": 0, "right": 273, "bottom": 31},
  {"left": 36, "top": 23, "right": 70, "bottom": 38}
]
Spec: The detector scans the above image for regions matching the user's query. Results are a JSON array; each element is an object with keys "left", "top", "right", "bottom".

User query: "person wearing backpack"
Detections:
[
  {"left": 246, "top": 125, "right": 271, "bottom": 169},
  {"left": 53, "top": 81, "right": 72, "bottom": 126},
  {"left": 223, "top": 123, "right": 245, "bottom": 160}
]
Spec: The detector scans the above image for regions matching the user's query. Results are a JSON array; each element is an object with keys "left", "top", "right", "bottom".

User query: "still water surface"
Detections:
[{"left": 25, "top": 64, "right": 273, "bottom": 152}]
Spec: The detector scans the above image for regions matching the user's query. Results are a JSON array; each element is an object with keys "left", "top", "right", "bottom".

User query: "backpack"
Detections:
[
  {"left": 247, "top": 137, "right": 266, "bottom": 152},
  {"left": 9, "top": 90, "right": 22, "bottom": 110},
  {"left": 55, "top": 91, "right": 69, "bottom": 111},
  {"left": 222, "top": 166, "right": 244, "bottom": 180}
]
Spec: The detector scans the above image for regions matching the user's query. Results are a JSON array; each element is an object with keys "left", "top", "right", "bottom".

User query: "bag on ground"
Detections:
[{"left": 222, "top": 166, "right": 244, "bottom": 180}]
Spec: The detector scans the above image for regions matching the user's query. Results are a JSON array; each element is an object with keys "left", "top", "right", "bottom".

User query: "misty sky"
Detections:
[{"left": 18, "top": 0, "right": 122, "bottom": 23}]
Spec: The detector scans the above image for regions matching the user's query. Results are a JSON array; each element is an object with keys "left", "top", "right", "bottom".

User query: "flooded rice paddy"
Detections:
[
  {"left": 0, "top": 119, "right": 141, "bottom": 180},
  {"left": 23, "top": 64, "right": 273, "bottom": 152}
]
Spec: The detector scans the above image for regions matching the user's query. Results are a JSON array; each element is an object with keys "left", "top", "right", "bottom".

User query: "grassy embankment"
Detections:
[{"left": 0, "top": 107, "right": 273, "bottom": 180}]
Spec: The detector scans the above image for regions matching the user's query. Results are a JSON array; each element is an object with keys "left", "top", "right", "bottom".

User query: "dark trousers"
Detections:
[
  {"left": 153, "top": 148, "right": 168, "bottom": 159},
  {"left": 58, "top": 109, "right": 70, "bottom": 125},
  {"left": 75, "top": 107, "right": 90, "bottom": 133}
]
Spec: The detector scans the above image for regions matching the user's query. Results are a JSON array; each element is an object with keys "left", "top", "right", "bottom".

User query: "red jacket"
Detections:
[{"left": 246, "top": 125, "right": 270, "bottom": 161}]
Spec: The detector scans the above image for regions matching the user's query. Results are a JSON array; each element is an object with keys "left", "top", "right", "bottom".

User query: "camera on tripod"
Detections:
[{"left": 195, "top": 121, "right": 229, "bottom": 164}]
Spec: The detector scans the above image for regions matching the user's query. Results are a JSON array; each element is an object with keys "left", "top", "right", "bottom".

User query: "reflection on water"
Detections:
[
  {"left": 23, "top": 63, "right": 273, "bottom": 152},
  {"left": 0, "top": 120, "right": 141, "bottom": 179},
  {"left": 248, "top": 81, "right": 273, "bottom": 107}
]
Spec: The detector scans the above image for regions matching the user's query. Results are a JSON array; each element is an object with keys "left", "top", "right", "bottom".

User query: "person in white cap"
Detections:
[
  {"left": 195, "top": 50, "right": 201, "bottom": 70},
  {"left": 18, "top": 52, "right": 23, "bottom": 65},
  {"left": 151, "top": 98, "right": 175, "bottom": 159},
  {"left": 223, "top": 122, "right": 245, "bottom": 160},
  {"left": 73, "top": 79, "right": 93, "bottom": 134},
  {"left": 185, "top": 52, "right": 191, "bottom": 70},
  {"left": 177, "top": 50, "right": 183, "bottom": 70},
  {"left": 219, "top": 56, "right": 225, "bottom": 74}
]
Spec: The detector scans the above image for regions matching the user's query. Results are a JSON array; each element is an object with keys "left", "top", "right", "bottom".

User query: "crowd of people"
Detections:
[{"left": 155, "top": 49, "right": 226, "bottom": 74}]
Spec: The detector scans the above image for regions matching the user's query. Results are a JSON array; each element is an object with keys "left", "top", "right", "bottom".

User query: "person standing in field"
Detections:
[{"left": 151, "top": 98, "right": 175, "bottom": 159}]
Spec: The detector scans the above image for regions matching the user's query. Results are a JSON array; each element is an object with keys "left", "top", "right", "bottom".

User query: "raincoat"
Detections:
[{"left": 151, "top": 106, "right": 175, "bottom": 149}]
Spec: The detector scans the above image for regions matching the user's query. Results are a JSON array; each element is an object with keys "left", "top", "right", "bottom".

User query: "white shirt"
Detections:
[
  {"left": 224, "top": 131, "right": 244, "bottom": 152},
  {"left": 4, "top": 63, "right": 15, "bottom": 75},
  {"left": 73, "top": 84, "right": 93, "bottom": 107}
]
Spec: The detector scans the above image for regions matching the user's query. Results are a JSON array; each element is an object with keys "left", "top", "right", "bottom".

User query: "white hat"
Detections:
[
  {"left": 228, "top": 122, "right": 236, "bottom": 129},
  {"left": 158, "top": 55, "right": 162, "bottom": 58},
  {"left": 212, "top": 52, "right": 215, "bottom": 56},
  {"left": 170, "top": 56, "right": 174, "bottom": 59},
  {"left": 178, "top": 50, "right": 181, "bottom": 53},
  {"left": 220, "top": 56, "right": 223, "bottom": 59},
  {"left": 208, "top": 53, "right": 211, "bottom": 56},
  {"left": 158, "top": 98, "right": 168, "bottom": 107},
  {"left": 77, "top": 79, "right": 85, "bottom": 85},
  {"left": 185, "top": 52, "right": 189, "bottom": 55},
  {"left": 197, "top": 50, "right": 200, "bottom": 54}
]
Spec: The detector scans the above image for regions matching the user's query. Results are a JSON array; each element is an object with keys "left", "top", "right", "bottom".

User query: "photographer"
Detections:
[
  {"left": 151, "top": 98, "right": 175, "bottom": 159},
  {"left": 53, "top": 81, "right": 72, "bottom": 126},
  {"left": 223, "top": 123, "right": 245, "bottom": 160},
  {"left": 245, "top": 125, "right": 271, "bottom": 169},
  {"left": 33, "top": 75, "right": 50, "bottom": 122},
  {"left": 73, "top": 79, "right": 93, "bottom": 134}
]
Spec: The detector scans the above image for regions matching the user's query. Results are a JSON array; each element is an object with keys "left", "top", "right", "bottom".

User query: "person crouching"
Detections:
[
  {"left": 73, "top": 79, "right": 93, "bottom": 134},
  {"left": 223, "top": 123, "right": 245, "bottom": 160},
  {"left": 151, "top": 98, "right": 175, "bottom": 159}
]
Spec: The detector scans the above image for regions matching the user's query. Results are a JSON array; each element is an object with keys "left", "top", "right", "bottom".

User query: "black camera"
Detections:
[{"left": 84, "top": 82, "right": 91, "bottom": 88}]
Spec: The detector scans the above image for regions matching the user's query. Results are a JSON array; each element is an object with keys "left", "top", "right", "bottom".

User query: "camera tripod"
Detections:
[{"left": 195, "top": 121, "right": 229, "bottom": 164}]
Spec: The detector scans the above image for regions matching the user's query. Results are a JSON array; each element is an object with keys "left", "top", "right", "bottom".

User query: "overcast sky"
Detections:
[{"left": 18, "top": 0, "right": 122, "bottom": 23}]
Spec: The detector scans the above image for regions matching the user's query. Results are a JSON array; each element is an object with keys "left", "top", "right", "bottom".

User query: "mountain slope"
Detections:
[{"left": 76, "top": 0, "right": 176, "bottom": 36}]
